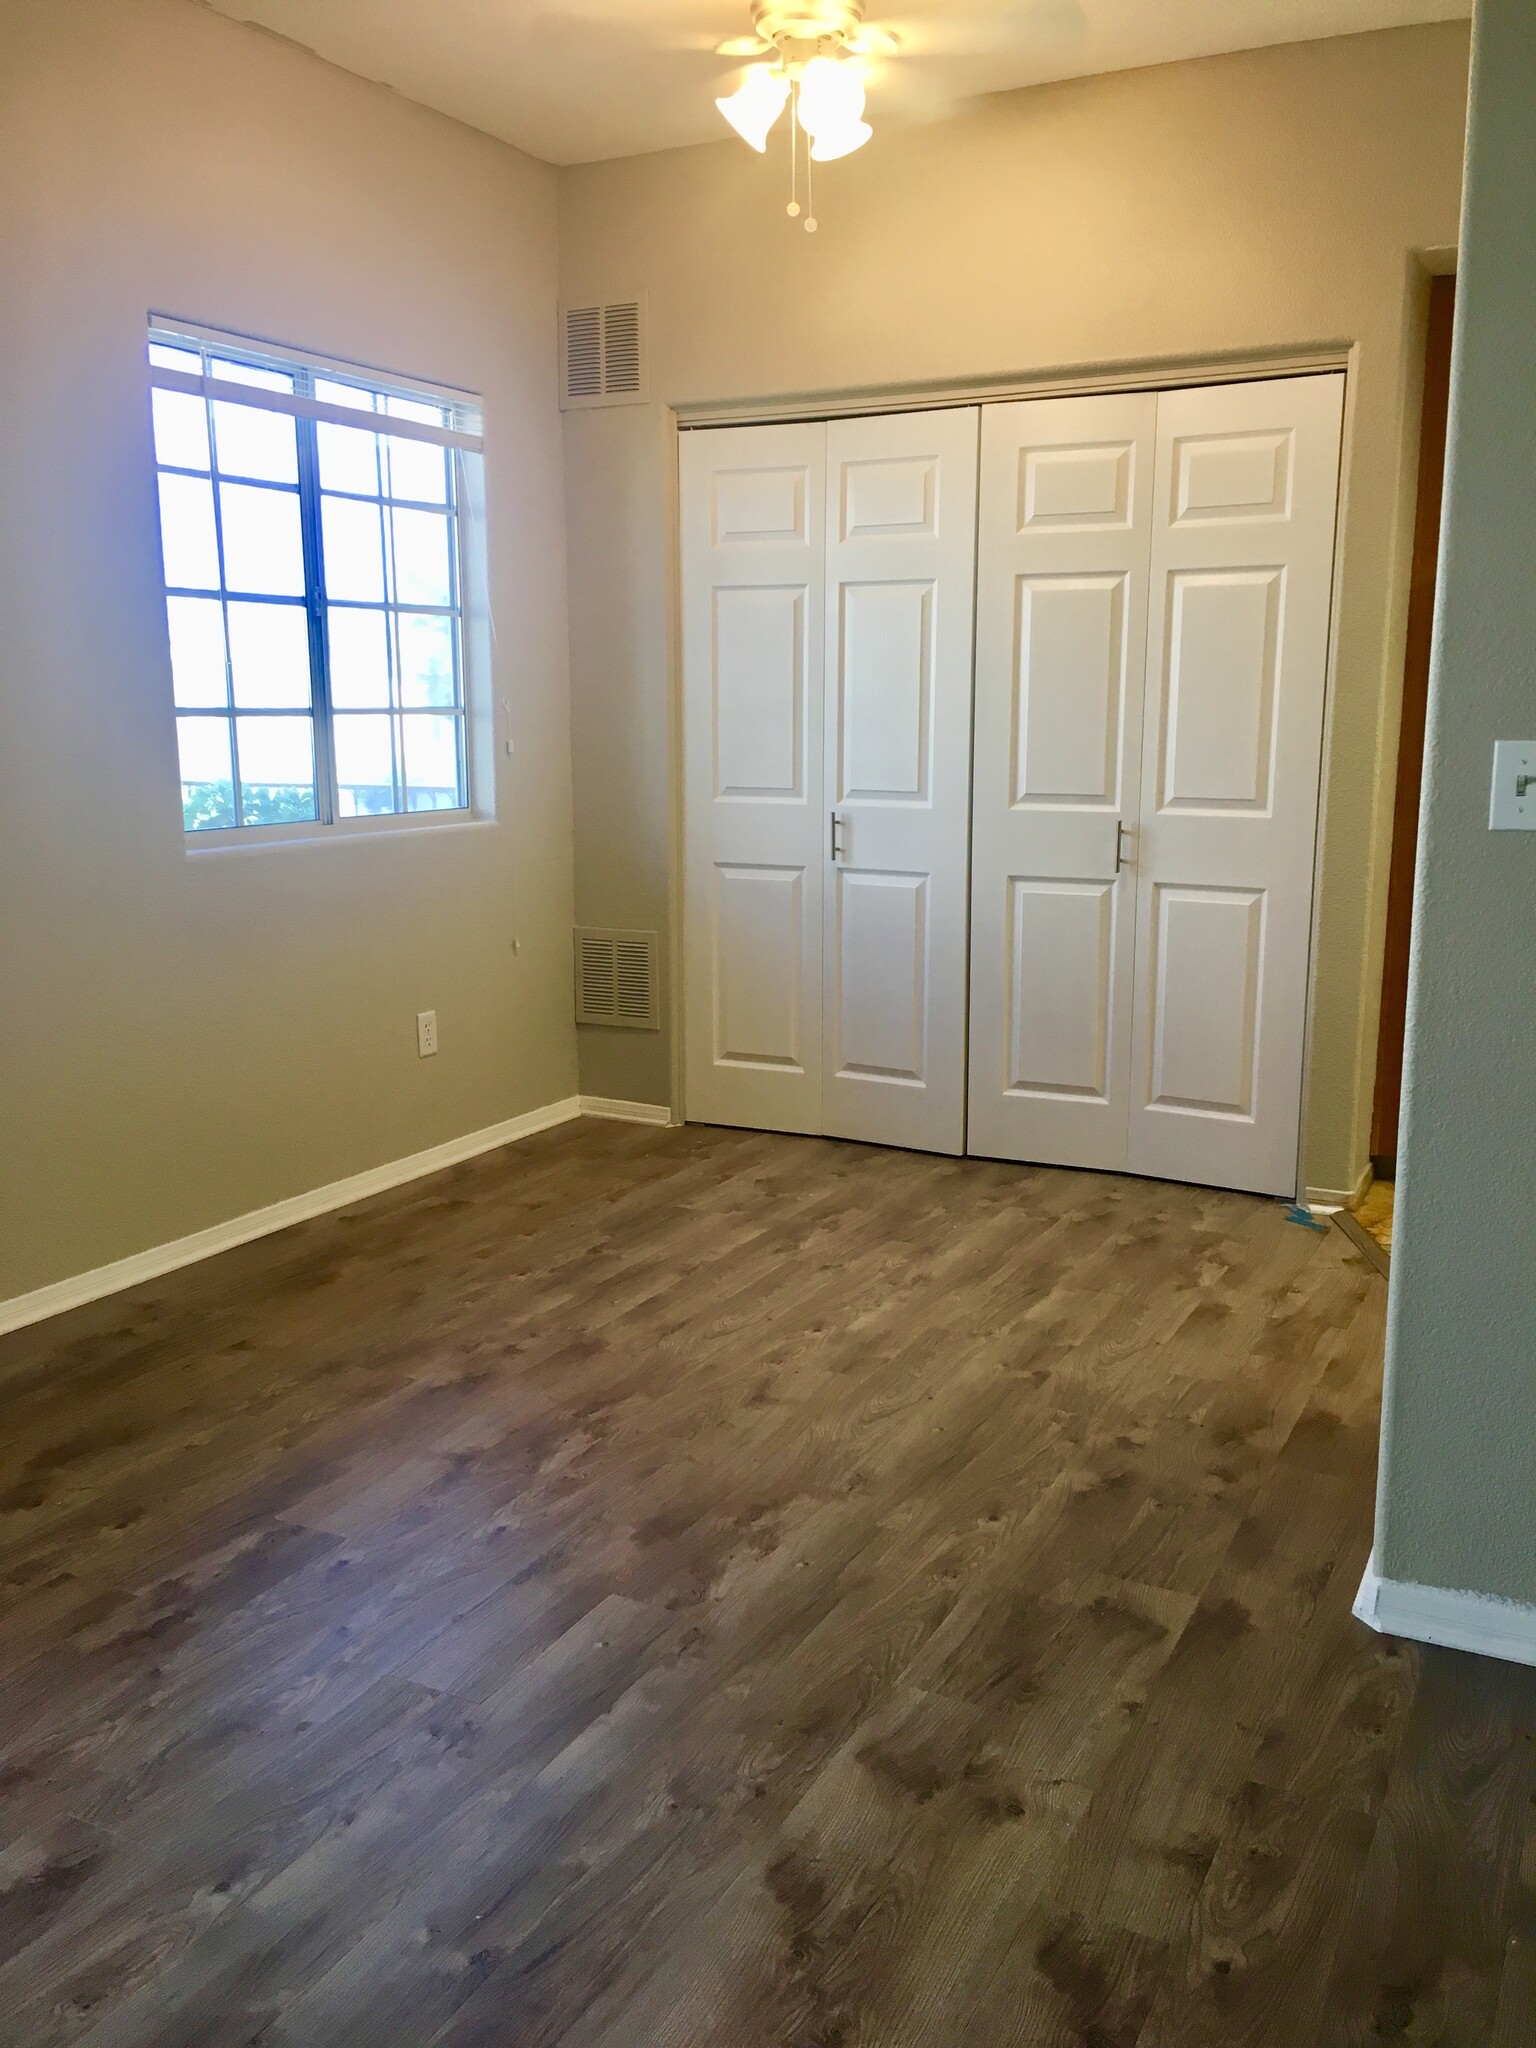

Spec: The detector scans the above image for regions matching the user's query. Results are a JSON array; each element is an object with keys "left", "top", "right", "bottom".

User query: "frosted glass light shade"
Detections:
[
  {"left": 796, "top": 55, "right": 865, "bottom": 136},
  {"left": 809, "top": 118, "right": 872, "bottom": 161},
  {"left": 716, "top": 65, "right": 791, "bottom": 150}
]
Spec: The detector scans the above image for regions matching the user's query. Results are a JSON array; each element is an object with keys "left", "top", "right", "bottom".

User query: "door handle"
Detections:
[
  {"left": 1116, "top": 822, "right": 1133, "bottom": 874},
  {"left": 831, "top": 811, "right": 845, "bottom": 862}
]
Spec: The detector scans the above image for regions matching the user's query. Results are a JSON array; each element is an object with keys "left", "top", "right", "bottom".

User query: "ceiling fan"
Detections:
[{"left": 713, "top": 2, "right": 900, "bottom": 228}]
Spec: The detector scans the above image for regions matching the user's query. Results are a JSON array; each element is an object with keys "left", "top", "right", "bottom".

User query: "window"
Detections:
[{"left": 147, "top": 323, "right": 484, "bottom": 837}]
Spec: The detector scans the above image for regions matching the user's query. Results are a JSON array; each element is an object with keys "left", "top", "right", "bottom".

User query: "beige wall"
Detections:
[
  {"left": 1376, "top": 0, "right": 1536, "bottom": 1605},
  {"left": 0, "top": 0, "right": 577, "bottom": 1301},
  {"left": 559, "top": 23, "right": 1471, "bottom": 1191}
]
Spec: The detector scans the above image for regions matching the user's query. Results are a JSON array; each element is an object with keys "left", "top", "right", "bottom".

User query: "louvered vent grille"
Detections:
[
  {"left": 579, "top": 935, "right": 615, "bottom": 1021},
  {"left": 574, "top": 928, "right": 659, "bottom": 1029},
  {"left": 560, "top": 297, "right": 647, "bottom": 409},
  {"left": 602, "top": 302, "right": 642, "bottom": 396},
  {"left": 614, "top": 938, "right": 652, "bottom": 1022},
  {"left": 564, "top": 305, "right": 603, "bottom": 402}
]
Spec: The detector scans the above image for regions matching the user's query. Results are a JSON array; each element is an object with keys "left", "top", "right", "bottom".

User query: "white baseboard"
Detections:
[
  {"left": 1354, "top": 1554, "right": 1536, "bottom": 1669},
  {"left": 0, "top": 1096, "right": 584, "bottom": 1339},
  {"left": 1305, "top": 1164, "right": 1373, "bottom": 1214},
  {"left": 578, "top": 1096, "right": 675, "bottom": 1126}
]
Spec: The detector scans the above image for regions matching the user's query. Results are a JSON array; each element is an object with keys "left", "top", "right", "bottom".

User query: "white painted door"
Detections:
[
  {"left": 822, "top": 408, "right": 979, "bottom": 1154},
  {"left": 967, "top": 392, "right": 1158, "bottom": 1170},
  {"left": 1126, "top": 373, "right": 1344, "bottom": 1194},
  {"left": 681, "top": 422, "right": 825, "bottom": 1133},
  {"left": 967, "top": 373, "right": 1344, "bottom": 1195}
]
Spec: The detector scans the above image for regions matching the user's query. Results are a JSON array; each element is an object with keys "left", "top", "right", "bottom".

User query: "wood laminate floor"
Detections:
[{"left": 1, "top": 1120, "right": 1532, "bottom": 2047}]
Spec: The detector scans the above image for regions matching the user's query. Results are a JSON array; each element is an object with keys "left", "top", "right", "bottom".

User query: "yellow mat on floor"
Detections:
[{"left": 1353, "top": 1178, "right": 1394, "bottom": 1257}]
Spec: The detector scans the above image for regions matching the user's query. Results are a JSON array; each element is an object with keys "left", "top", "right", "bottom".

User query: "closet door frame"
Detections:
[{"left": 674, "top": 351, "right": 1350, "bottom": 1202}]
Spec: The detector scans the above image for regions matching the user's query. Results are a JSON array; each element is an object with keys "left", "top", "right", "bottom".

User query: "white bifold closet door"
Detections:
[
  {"left": 681, "top": 421, "right": 827, "bottom": 1137},
  {"left": 967, "top": 390, "right": 1158, "bottom": 1173},
  {"left": 681, "top": 408, "right": 979, "bottom": 1154},
  {"left": 968, "top": 372, "right": 1344, "bottom": 1196}
]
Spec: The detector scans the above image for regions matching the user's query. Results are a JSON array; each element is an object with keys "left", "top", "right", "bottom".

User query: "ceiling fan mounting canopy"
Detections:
[{"left": 751, "top": 0, "right": 866, "bottom": 59}]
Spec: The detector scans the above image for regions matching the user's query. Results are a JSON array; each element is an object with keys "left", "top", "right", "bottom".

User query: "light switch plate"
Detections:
[{"left": 1489, "top": 741, "right": 1536, "bottom": 830}]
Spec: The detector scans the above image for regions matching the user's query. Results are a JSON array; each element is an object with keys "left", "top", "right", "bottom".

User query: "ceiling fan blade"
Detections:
[
  {"left": 526, "top": 1, "right": 738, "bottom": 55},
  {"left": 716, "top": 33, "right": 775, "bottom": 55},
  {"left": 845, "top": 25, "right": 900, "bottom": 55},
  {"left": 878, "top": 0, "right": 1087, "bottom": 58}
]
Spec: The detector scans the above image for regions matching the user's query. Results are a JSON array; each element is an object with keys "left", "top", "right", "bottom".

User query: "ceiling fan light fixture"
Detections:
[
  {"left": 808, "top": 116, "right": 872, "bottom": 161},
  {"left": 795, "top": 53, "right": 865, "bottom": 138},
  {"left": 716, "top": 2, "right": 891, "bottom": 222},
  {"left": 715, "top": 63, "right": 791, "bottom": 150}
]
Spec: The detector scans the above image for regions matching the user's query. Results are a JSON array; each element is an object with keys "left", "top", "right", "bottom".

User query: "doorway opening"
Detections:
[{"left": 1362, "top": 272, "right": 1457, "bottom": 1262}]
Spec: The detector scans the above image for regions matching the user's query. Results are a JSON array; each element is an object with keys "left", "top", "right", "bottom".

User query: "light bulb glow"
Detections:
[
  {"left": 808, "top": 118, "right": 871, "bottom": 161},
  {"left": 795, "top": 55, "right": 865, "bottom": 137},
  {"left": 716, "top": 65, "right": 791, "bottom": 151}
]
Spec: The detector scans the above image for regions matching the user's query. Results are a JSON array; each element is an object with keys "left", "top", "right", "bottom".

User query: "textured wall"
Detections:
[
  {"left": 559, "top": 23, "right": 1471, "bottom": 1186},
  {"left": 0, "top": 0, "right": 577, "bottom": 1300},
  {"left": 1376, "top": 0, "right": 1536, "bottom": 1604}
]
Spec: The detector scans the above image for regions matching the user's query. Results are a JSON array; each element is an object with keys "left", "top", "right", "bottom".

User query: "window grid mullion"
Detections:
[
  {"left": 449, "top": 452, "right": 468, "bottom": 807},
  {"left": 380, "top": 444, "right": 405, "bottom": 813},
  {"left": 199, "top": 351, "right": 244, "bottom": 831},
  {"left": 295, "top": 385, "right": 338, "bottom": 827},
  {"left": 158, "top": 466, "right": 297, "bottom": 497},
  {"left": 323, "top": 598, "right": 458, "bottom": 617}
]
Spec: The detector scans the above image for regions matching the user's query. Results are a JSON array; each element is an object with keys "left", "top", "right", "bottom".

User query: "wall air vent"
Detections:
[
  {"left": 574, "top": 928, "right": 660, "bottom": 1029},
  {"left": 560, "top": 297, "right": 648, "bottom": 410}
]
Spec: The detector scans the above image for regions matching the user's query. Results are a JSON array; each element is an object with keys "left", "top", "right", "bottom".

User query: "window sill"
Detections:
[{"left": 183, "top": 811, "right": 496, "bottom": 855}]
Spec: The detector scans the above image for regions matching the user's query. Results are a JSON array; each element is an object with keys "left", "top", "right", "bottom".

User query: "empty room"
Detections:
[{"left": 3, "top": 0, "right": 1535, "bottom": 2040}]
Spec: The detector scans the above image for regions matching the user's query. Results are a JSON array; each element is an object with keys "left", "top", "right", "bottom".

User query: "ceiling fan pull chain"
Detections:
[
  {"left": 787, "top": 75, "right": 801, "bottom": 217},
  {"left": 805, "top": 138, "right": 816, "bottom": 232}
]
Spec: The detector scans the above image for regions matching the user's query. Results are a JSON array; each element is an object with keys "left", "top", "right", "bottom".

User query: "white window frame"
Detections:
[{"left": 147, "top": 318, "right": 492, "bottom": 849}]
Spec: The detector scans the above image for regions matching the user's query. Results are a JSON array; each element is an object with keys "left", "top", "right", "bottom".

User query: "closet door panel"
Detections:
[
  {"left": 682, "top": 423, "right": 826, "bottom": 1133},
  {"left": 822, "top": 408, "right": 979, "bottom": 1155},
  {"left": 968, "top": 392, "right": 1157, "bottom": 1169},
  {"left": 1013, "top": 570, "right": 1128, "bottom": 806},
  {"left": 1007, "top": 876, "right": 1118, "bottom": 1098},
  {"left": 1127, "top": 373, "right": 1344, "bottom": 1194},
  {"left": 833, "top": 867, "right": 929, "bottom": 1084},
  {"left": 1144, "top": 883, "right": 1264, "bottom": 1116},
  {"left": 711, "top": 584, "right": 808, "bottom": 798},
  {"left": 711, "top": 864, "right": 809, "bottom": 1070}
]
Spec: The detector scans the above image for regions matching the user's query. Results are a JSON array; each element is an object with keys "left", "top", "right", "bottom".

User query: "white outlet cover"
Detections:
[{"left": 1489, "top": 741, "right": 1536, "bottom": 830}]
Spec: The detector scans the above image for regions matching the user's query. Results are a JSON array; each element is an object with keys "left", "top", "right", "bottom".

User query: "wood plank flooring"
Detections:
[{"left": 0, "top": 1119, "right": 1531, "bottom": 2046}]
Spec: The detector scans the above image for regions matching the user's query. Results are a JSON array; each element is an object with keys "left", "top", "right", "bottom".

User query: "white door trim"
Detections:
[{"left": 673, "top": 347, "right": 1352, "bottom": 431}]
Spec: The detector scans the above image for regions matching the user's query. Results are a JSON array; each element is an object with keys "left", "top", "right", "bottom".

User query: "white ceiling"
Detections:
[{"left": 203, "top": 0, "right": 1469, "bottom": 166}]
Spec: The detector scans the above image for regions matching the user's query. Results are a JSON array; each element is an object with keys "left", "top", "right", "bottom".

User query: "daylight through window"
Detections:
[{"left": 148, "top": 324, "right": 483, "bottom": 836}]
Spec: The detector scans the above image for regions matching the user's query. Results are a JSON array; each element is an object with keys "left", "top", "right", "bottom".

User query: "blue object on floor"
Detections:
[{"left": 1283, "top": 1202, "right": 1329, "bottom": 1232}]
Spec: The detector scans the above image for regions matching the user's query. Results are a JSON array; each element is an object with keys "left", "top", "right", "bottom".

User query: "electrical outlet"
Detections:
[{"left": 416, "top": 1010, "right": 439, "bottom": 1058}]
